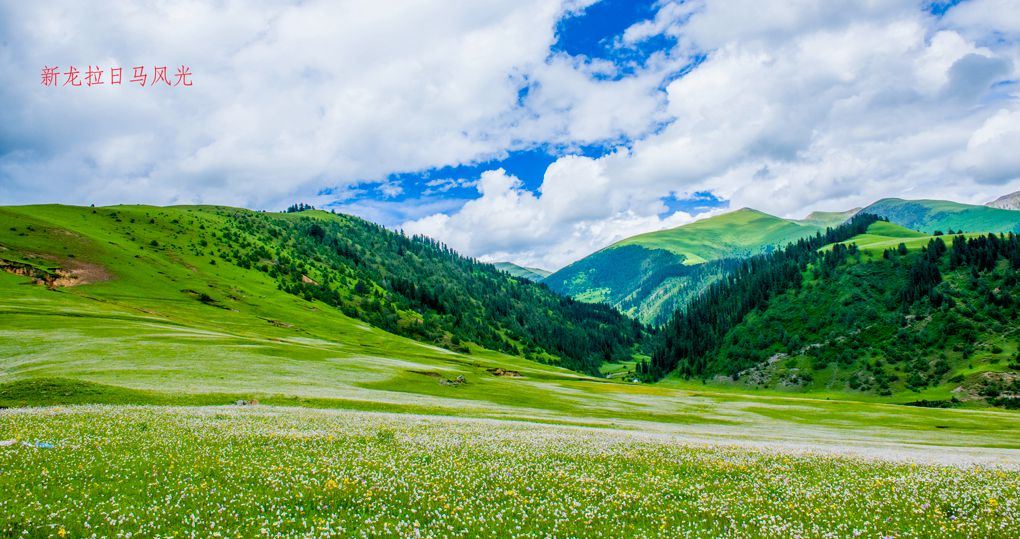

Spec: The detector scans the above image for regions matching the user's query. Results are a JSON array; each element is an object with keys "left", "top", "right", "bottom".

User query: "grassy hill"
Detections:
[
  {"left": 492, "top": 262, "right": 551, "bottom": 281},
  {"left": 545, "top": 209, "right": 821, "bottom": 325},
  {"left": 616, "top": 208, "right": 820, "bottom": 264},
  {"left": 863, "top": 198, "right": 1020, "bottom": 234},
  {"left": 0, "top": 205, "right": 644, "bottom": 377}
]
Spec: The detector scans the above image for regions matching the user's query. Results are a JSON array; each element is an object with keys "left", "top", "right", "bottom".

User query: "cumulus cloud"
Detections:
[
  {"left": 406, "top": 0, "right": 1020, "bottom": 270},
  {"left": 0, "top": 0, "right": 665, "bottom": 208}
]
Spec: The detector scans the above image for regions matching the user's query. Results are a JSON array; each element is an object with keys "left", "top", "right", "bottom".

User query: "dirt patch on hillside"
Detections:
[
  {"left": 487, "top": 368, "right": 522, "bottom": 378},
  {"left": 51, "top": 262, "right": 112, "bottom": 287},
  {"left": 0, "top": 257, "right": 111, "bottom": 288}
]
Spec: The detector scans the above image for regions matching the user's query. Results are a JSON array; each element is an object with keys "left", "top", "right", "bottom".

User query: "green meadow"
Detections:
[{"left": 2, "top": 204, "right": 1019, "bottom": 537}]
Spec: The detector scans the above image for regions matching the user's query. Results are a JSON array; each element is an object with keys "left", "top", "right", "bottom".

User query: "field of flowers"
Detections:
[{"left": 1, "top": 406, "right": 1017, "bottom": 538}]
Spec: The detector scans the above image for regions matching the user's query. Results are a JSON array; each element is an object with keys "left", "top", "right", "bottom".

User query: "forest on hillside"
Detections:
[
  {"left": 211, "top": 209, "right": 646, "bottom": 374},
  {"left": 647, "top": 219, "right": 1020, "bottom": 403}
]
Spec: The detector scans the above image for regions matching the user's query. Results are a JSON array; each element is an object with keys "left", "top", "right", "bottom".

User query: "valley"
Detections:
[{"left": 2, "top": 201, "right": 1019, "bottom": 537}]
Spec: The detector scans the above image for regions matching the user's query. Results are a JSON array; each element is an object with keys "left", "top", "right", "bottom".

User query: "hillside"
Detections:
[
  {"left": 652, "top": 219, "right": 1020, "bottom": 407},
  {"left": 797, "top": 208, "right": 860, "bottom": 228},
  {"left": 493, "top": 262, "right": 551, "bottom": 281},
  {"left": 544, "top": 209, "right": 821, "bottom": 325},
  {"left": 0, "top": 205, "right": 644, "bottom": 376},
  {"left": 863, "top": 197, "right": 1020, "bottom": 234},
  {"left": 616, "top": 208, "right": 820, "bottom": 263},
  {"left": 988, "top": 190, "right": 1020, "bottom": 210}
]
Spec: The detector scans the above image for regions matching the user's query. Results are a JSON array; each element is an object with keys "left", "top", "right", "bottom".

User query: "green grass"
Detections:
[
  {"left": 2, "top": 205, "right": 1020, "bottom": 536},
  {"left": 827, "top": 221, "right": 984, "bottom": 256},
  {"left": 2, "top": 406, "right": 1016, "bottom": 538}
]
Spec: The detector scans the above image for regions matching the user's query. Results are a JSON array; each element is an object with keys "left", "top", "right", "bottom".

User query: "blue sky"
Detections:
[{"left": 1, "top": 0, "right": 1019, "bottom": 269}]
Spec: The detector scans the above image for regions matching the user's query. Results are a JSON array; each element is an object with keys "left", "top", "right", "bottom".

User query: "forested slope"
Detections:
[{"left": 649, "top": 218, "right": 1020, "bottom": 406}]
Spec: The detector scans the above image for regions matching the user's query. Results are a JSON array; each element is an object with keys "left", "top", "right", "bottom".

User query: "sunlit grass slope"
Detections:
[
  {"left": 2, "top": 205, "right": 1020, "bottom": 453},
  {"left": 616, "top": 208, "right": 820, "bottom": 264},
  {"left": 830, "top": 221, "right": 982, "bottom": 254}
]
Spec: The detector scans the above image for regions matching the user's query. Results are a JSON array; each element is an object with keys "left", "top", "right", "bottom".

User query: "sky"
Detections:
[{"left": 1, "top": 0, "right": 1019, "bottom": 270}]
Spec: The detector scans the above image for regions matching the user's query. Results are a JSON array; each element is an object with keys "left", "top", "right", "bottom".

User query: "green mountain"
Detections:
[
  {"left": 493, "top": 262, "right": 551, "bottom": 281},
  {"left": 987, "top": 191, "right": 1020, "bottom": 211},
  {"left": 0, "top": 205, "right": 644, "bottom": 376},
  {"left": 544, "top": 209, "right": 822, "bottom": 325},
  {"left": 863, "top": 197, "right": 1020, "bottom": 234},
  {"left": 797, "top": 208, "right": 860, "bottom": 228},
  {"left": 651, "top": 218, "right": 1020, "bottom": 407},
  {"left": 616, "top": 208, "right": 820, "bottom": 263}
]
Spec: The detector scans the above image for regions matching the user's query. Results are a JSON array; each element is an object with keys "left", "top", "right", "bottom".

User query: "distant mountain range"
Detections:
[
  {"left": 493, "top": 262, "right": 551, "bottom": 282},
  {"left": 544, "top": 194, "right": 1020, "bottom": 325}
]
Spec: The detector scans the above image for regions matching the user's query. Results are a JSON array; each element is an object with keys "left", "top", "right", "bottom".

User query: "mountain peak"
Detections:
[{"left": 987, "top": 191, "right": 1020, "bottom": 211}]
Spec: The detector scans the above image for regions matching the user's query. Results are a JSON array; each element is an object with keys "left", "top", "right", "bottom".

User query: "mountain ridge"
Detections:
[
  {"left": 544, "top": 208, "right": 823, "bottom": 325},
  {"left": 493, "top": 261, "right": 551, "bottom": 281},
  {"left": 987, "top": 190, "right": 1020, "bottom": 210}
]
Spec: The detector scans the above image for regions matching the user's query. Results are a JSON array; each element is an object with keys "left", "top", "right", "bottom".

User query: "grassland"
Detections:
[
  {"left": 827, "top": 221, "right": 980, "bottom": 255},
  {"left": 2, "top": 406, "right": 1018, "bottom": 538},
  {"left": 2, "top": 204, "right": 1020, "bottom": 537}
]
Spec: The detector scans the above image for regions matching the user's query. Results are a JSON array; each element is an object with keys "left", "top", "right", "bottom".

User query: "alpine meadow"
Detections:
[{"left": 3, "top": 1, "right": 1020, "bottom": 538}]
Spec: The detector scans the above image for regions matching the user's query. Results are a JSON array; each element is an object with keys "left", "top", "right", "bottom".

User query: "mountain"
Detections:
[
  {"left": 544, "top": 208, "right": 822, "bottom": 325},
  {"left": 650, "top": 218, "right": 1020, "bottom": 407},
  {"left": 797, "top": 208, "right": 860, "bottom": 228},
  {"left": 862, "top": 198, "right": 1020, "bottom": 234},
  {"left": 0, "top": 205, "right": 644, "bottom": 375},
  {"left": 987, "top": 191, "right": 1020, "bottom": 210},
  {"left": 493, "top": 262, "right": 551, "bottom": 281}
]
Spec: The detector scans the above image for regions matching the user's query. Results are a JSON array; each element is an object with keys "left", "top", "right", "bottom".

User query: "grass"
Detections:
[
  {"left": 1, "top": 406, "right": 1018, "bottom": 538},
  {"left": 828, "top": 221, "right": 983, "bottom": 256},
  {"left": 2, "top": 204, "right": 1020, "bottom": 537}
]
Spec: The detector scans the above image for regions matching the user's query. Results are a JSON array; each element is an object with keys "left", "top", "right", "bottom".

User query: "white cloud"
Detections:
[
  {"left": 403, "top": 165, "right": 697, "bottom": 269},
  {"left": 942, "top": 0, "right": 1020, "bottom": 40},
  {"left": 0, "top": 0, "right": 667, "bottom": 209},
  {"left": 952, "top": 108, "right": 1020, "bottom": 184},
  {"left": 405, "top": 0, "right": 1020, "bottom": 270}
]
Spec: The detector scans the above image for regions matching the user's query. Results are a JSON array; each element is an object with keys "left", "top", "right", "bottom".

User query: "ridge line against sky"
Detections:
[{"left": 1, "top": 0, "right": 1019, "bottom": 269}]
